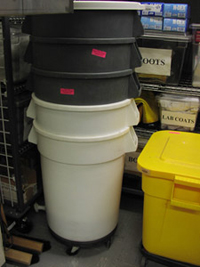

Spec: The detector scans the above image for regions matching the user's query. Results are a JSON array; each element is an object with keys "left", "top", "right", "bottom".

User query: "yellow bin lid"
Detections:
[{"left": 137, "top": 130, "right": 200, "bottom": 181}]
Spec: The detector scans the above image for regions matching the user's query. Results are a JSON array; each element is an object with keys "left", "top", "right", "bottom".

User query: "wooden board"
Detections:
[
  {"left": 4, "top": 248, "right": 33, "bottom": 266},
  {"left": 10, "top": 236, "right": 44, "bottom": 253}
]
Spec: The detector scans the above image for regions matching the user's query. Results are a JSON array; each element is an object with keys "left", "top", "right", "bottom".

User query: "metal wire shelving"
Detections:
[
  {"left": 0, "top": 17, "right": 42, "bottom": 219},
  {"left": 124, "top": 76, "right": 200, "bottom": 195}
]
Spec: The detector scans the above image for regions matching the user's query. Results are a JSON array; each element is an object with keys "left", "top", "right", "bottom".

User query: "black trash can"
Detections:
[
  {"left": 25, "top": 36, "right": 142, "bottom": 72},
  {"left": 27, "top": 68, "right": 141, "bottom": 105}
]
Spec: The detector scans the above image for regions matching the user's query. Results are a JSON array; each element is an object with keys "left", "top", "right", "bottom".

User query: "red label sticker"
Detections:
[
  {"left": 60, "top": 88, "right": 74, "bottom": 95},
  {"left": 169, "top": 132, "right": 180, "bottom": 134},
  {"left": 91, "top": 49, "right": 107, "bottom": 58}
]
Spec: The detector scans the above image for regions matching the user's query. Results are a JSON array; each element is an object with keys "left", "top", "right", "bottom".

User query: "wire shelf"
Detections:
[{"left": 141, "top": 74, "right": 200, "bottom": 97}]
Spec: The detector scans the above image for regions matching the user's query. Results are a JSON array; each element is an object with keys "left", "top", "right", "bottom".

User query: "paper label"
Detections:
[
  {"left": 161, "top": 111, "right": 197, "bottom": 127},
  {"left": 91, "top": 49, "right": 106, "bottom": 58},
  {"left": 60, "top": 88, "right": 74, "bottom": 95},
  {"left": 136, "top": 47, "right": 172, "bottom": 76},
  {"left": 125, "top": 151, "right": 141, "bottom": 172}
]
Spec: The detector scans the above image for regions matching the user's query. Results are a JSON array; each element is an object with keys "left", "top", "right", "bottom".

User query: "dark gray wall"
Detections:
[{"left": 138, "top": 0, "right": 200, "bottom": 23}]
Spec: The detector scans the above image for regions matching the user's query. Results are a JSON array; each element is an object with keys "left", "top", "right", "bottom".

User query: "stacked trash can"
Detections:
[{"left": 24, "top": 1, "right": 144, "bottom": 252}]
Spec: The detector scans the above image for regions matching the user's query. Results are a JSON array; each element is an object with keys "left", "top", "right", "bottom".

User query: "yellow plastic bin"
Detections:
[{"left": 137, "top": 130, "right": 200, "bottom": 266}]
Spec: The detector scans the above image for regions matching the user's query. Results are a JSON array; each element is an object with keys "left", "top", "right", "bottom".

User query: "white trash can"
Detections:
[
  {"left": 29, "top": 123, "right": 138, "bottom": 246},
  {"left": 27, "top": 93, "right": 139, "bottom": 137}
]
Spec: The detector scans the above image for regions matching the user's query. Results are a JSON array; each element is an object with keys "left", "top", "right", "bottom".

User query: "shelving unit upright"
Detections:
[{"left": 0, "top": 17, "right": 42, "bottom": 220}]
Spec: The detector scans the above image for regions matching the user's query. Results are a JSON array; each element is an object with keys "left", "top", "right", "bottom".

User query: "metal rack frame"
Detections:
[
  {"left": 136, "top": 77, "right": 200, "bottom": 137},
  {"left": 140, "top": 75, "right": 200, "bottom": 97},
  {"left": 0, "top": 17, "right": 42, "bottom": 219}
]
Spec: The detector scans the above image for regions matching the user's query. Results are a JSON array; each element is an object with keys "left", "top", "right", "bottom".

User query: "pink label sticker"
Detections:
[
  {"left": 91, "top": 49, "right": 107, "bottom": 58},
  {"left": 60, "top": 88, "right": 74, "bottom": 95},
  {"left": 169, "top": 132, "right": 180, "bottom": 134}
]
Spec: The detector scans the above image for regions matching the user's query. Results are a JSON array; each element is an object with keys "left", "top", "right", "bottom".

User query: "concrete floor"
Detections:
[{"left": 6, "top": 193, "right": 166, "bottom": 267}]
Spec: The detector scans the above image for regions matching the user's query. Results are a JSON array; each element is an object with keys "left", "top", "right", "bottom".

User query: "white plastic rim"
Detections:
[
  {"left": 27, "top": 93, "right": 139, "bottom": 136},
  {"left": 33, "top": 120, "right": 131, "bottom": 142},
  {"left": 73, "top": 1, "right": 144, "bottom": 10},
  {"left": 29, "top": 122, "right": 138, "bottom": 164},
  {"left": 41, "top": 155, "right": 125, "bottom": 241},
  {"left": 31, "top": 93, "right": 135, "bottom": 112}
]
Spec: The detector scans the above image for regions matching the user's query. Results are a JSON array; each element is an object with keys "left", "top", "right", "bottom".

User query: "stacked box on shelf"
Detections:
[
  {"left": 163, "top": 4, "right": 190, "bottom": 33},
  {"left": 139, "top": 2, "right": 190, "bottom": 33},
  {"left": 124, "top": 137, "right": 147, "bottom": 176},
  {"left": 137, "top": 3, "right": 191, "bottom": 85},
  {"left": 0, "top": 154, "right": 39, "bottom": 205},
  {"left": 163, "top": 18, "right": 188, "bottom": 33},
  {"left": 140, "top": 2, "right": 163, "bottom": 31},
  {"left": 157, "top": 93, "right": 200, "bottom": 132}
]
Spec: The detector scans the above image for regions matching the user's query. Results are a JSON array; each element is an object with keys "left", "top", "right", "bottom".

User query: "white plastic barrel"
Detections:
[
  {"left": 27, "top": 93, "right": 139, "bottom": 136},
  {"left": 28, "top": 123, "right": 138, "bottom": 242},
  {"left": 29, "top": 121, "right": 138, "bottom": 164},
  {"left": 40, "top": 155, "right": 125, "bottom": 242}
]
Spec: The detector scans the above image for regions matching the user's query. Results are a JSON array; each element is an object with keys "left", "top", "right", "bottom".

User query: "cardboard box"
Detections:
[
  {"left": 125, "top": 149, "right": 142, "bottom": 174},
  {"left": 163, "top": 18, "right": 188, "bottom": 33},
  {"left": 141, "top": 16, "right": 163, "bottom": 30},
  {"left": 141, "top": 2, "right": 164, "bottom": 16},
  {"left": 0, "top": 177, "right": 37, "bottom": 204},
  {"left": 0, "top": 160, "right": 38, "bottom": 204},
  {"left": 124, "top": 138, "right": 147, "bottom": 175},
  {"left": 163, "top": 3, "right": 190, "bottom": 19}
]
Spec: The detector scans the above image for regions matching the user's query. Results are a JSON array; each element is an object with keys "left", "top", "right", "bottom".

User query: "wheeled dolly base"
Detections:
[
  {"left": 140, "top": 243, "right": 200, "bottom": 267},
  {"left": 50, "top": 226, "right": 116, "bottom": 256}
]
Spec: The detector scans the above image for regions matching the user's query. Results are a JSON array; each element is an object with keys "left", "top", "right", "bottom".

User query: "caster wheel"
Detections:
[
  {"left": 140, "top": 256, "right": 147, "bottom": 267},
  {"left": 105, "top": 238, "right": 112, "bottom": 249},
  {"left": 66, "top": 246, "right": 80, "bottom": 256},
  {"left": 15, "top": 217, "right": 32, "bottom": 234}
]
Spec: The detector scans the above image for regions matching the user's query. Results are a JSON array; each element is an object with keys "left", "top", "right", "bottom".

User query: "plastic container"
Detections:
[
  {"left": 137, "top": 130, "right": 200, "bottom": 266},
  {"left": 28, "top": 68, "right": 141, "bottom": 105},
  {"left": 157, "top": 93, "right": 200, "bottom": 131},
  {"left": 26, "top": 36, "right": 142, "bottom": 72},
  {"left": 28, "top": 123, "right": 138, "bottom": 245},
  {"left": 22, "top": 1, "right": 144, "bottom": 38},
  {"left": 29, "top": 122, "right": 138, "bottom": 164},
  {"left": 40, "top": 154, "right": 125, "bottom": 244},
  {"left": 27, "top": 93, "right": 139, "bottom": 137},
  {"left": 0, "top": 24, "right": 31, "bottom": 83},
  {"left": 136, "top": 32, "right": 191, "bottom": 85}
]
